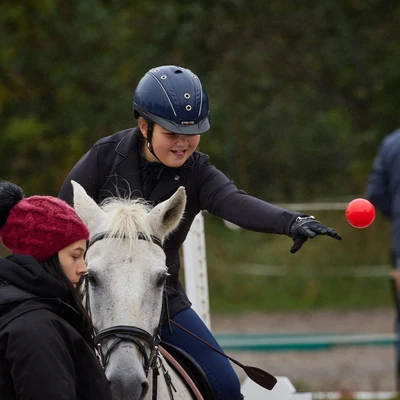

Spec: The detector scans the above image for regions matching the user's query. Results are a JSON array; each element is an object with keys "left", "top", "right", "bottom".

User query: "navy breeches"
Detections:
[{"left": 161, "top": 307, "right": 242, "bottom": 400}]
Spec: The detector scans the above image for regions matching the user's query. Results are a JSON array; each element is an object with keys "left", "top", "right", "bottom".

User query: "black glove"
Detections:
[{"left": 289, "top": 215, "right": 342, "bottom": 254}]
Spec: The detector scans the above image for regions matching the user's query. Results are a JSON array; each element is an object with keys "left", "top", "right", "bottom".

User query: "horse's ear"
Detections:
[
  {"left": 71, "top": 180, "right": 106, "bottom": 233},
  {"left": 149, "top": 186, "right": 186, "bottom": 240}
]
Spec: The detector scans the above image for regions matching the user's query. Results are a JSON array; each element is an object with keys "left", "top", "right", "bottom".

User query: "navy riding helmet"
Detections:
[{"left": 133, "top": 65, "right": 210, "bottom": 135}]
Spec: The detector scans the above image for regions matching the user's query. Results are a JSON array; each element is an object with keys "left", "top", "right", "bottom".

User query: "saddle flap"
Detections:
[{"left": 160, "top": 341, "right": 215, "bottom": 400}]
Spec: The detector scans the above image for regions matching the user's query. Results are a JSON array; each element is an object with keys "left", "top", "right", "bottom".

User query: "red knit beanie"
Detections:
[{"left": 0, "top": 194, "right": 89, "bottom": 262}]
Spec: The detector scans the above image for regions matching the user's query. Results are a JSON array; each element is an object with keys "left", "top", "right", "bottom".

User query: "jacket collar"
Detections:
[
  {"left": 0, "top": 284, "right": 35, "bottom": 307},
  {"left": 115, "top": 127, "right": 141, "bottom": 157},
  {"left": 0, "top": 255, "right": 69, "bottom": 301}
]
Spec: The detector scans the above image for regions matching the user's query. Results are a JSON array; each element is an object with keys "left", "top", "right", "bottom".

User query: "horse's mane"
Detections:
[{"left": 99, "top": 197, "right": 154, "bottom": 247}]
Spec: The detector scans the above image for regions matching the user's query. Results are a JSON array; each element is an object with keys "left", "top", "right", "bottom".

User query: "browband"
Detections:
[{"left": 87, "top": 232, "right": 163, "bottom": 250}]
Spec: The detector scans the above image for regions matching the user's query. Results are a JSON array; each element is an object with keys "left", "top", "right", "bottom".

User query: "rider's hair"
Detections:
[{"left": 137, "top": 115, "right": 155, "bottom": 150}]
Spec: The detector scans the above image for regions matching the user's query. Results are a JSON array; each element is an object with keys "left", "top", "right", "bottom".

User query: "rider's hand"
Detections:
[{"left": 289, "top": 215, "right": 342, "bottom": 254}]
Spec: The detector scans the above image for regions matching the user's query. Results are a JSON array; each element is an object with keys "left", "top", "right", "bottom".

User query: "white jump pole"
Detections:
[{"left": 182, "top": 212, "right": 211, "bottom": 330}]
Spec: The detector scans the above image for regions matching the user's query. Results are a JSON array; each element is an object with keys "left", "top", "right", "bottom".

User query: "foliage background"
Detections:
[{"left": 1, "top": 0, "right": 399, "bottom": 311}]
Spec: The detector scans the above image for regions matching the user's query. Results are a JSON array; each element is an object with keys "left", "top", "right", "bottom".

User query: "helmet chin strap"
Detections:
[
  {"left": 142, "top": 119, "right": 163, "bottom": 164},
  {"left": 146, "top": 138, "right": 163, "bottom": 164}
]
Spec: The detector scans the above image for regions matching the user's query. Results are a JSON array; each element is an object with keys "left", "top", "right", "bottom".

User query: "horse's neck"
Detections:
[{"left": 147, "top": 353, "right": 198, "bottom": 400}]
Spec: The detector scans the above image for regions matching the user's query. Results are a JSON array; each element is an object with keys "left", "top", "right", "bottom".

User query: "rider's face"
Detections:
[{"left": 139, "top": 119, "right": 200, "bottom": 168}]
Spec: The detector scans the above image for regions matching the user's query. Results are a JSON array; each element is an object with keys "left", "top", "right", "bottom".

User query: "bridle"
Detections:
[{"left": 83, "top": 231, "right": 176, "bottom": 399}]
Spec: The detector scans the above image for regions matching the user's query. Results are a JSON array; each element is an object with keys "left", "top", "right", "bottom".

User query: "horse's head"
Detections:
[{"left": 72, "top": 181, "right": 186, "bottom": 400}]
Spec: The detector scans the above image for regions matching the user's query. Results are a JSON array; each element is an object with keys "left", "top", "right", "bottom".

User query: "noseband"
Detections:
[{"left": 84, "top": 231, "right": 165, "bottom": 375}]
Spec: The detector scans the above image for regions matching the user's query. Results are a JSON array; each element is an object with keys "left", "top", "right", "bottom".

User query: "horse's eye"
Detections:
[
  {"left": 86, "top": 272, "right": 98, "bottom": 286},
  {"left": 157, "top": 272, "right": 169, "bottom": 288}
]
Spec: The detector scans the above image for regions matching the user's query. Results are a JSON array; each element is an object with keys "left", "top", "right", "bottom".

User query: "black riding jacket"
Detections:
[
  {"left": 0, "top": 254, "right": 112, "bottom": 400},
  {"left": 59, "top": 128, "right": 300, "bottom": 317}
]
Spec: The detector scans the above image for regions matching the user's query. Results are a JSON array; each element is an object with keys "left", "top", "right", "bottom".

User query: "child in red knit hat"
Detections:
[{"left": 0, "top": 180, "right": 112, "bottom": 400}]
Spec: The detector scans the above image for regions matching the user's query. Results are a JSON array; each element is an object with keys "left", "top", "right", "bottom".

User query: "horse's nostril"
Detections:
[{"left": 139, "top": 380, "right": 149, "bottom": 400}]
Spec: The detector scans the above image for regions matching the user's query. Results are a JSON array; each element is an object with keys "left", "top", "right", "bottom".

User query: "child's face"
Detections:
[
  {"left": 58, "top": 239, "right": 88, "bottom": 287},
  {"left": 141, "top": 122, "right": 201, "bottom": 167}
]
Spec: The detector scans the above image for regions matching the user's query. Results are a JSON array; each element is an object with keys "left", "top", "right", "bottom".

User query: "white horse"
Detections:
[{"left": 72, "top": 181, "right": 202, "bottom": 400}]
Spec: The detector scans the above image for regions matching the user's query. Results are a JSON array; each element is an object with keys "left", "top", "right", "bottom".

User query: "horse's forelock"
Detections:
[{"left": 100, "top": 197, "right": 154, "bottom": 246}]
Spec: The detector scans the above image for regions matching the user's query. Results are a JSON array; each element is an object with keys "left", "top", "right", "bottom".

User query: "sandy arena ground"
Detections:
[{"left": 211, "top": 308, "right": 398, "bottom": 392}]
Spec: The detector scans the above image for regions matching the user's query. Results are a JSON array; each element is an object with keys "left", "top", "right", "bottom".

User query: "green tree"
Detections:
[{"left": 1, "top": 0, "right": 400, "bottom": 202}]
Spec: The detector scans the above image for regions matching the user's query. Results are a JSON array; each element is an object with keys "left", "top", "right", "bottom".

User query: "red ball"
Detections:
[{"left": 345, "top": 198, "right": 375, "bottom": 228}]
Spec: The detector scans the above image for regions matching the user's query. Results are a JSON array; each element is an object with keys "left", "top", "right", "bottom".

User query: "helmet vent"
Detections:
[
  {"left": 186, "top": 105, "right": 192, "bottom": 111},
  {"left": 174, "top": 69, "right": 183, "bottom": 74},
  {"left": 184, "top": 93, "right": 191, "bottom": 99},
  {"left": 161, "top": 75, "right": 167, "bottom": 80}
]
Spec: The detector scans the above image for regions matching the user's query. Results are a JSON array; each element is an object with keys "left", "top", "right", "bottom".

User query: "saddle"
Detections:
[{"left": 160, "top": 341, "right": 215, "bottom": 400}]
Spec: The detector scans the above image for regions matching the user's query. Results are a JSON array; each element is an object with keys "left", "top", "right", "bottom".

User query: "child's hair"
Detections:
[{"left": 40, "top": 254, "right": 95, "bottom": 347}]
